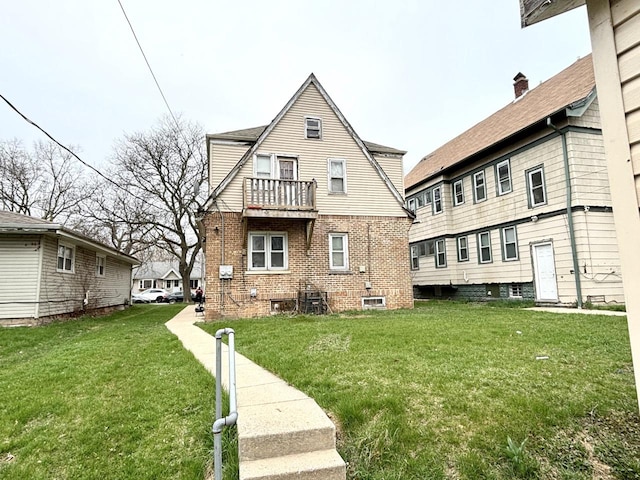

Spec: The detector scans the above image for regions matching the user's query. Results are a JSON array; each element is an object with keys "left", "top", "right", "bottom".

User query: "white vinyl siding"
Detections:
[
  {"left": 473, "top": 171, "right": 487, "bottom": 202},
  {"left": 329, "top": 233, "right": 349, "bottom": 270},
  {"left": 496, "top": 159, "right": 512, "bottom": 195}
]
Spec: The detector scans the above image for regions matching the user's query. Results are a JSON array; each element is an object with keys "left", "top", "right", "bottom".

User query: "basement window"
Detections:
[
  {"left": 362, "top": 296, "right": 386, "bottom": 309},
  {"left": 510, "top": 284, "right": 523, "bottom": 298}
]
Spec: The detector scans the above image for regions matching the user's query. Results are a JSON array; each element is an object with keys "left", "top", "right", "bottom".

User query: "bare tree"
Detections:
[
  {"left": 0, "top": 139, "right": 91, "bottom": 223},
  {"left": 108, "top": 115, "right": 208, "bottom": 302}
]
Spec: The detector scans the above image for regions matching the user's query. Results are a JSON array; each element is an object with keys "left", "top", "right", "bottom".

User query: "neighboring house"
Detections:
[
  {"left": 132, "top": 260, "right": 204, "bottom": 294},
  {"left": 0, "top": 210, "right": 139, "bottom": 326},
  {"left": 202, "top": 73, "right": 414, "bottom": 318},
  {"left": 405, "top": 55, "right": 625, "bottom": 306}
]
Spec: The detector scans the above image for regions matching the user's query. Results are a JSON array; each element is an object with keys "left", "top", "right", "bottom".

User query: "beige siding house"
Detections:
[
  {"left": 405, "top": 55, "right": 624, "bottom": 306},
  {"left": 0, "top": 211, "right": 139, "bottom": 326},
  {"left": 203, "top": 74, "right": 414, "bottom": 318}
]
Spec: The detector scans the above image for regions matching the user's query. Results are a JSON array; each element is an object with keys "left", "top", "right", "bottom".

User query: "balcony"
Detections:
[{"left": 242, "top": 177, "right": 318, "bottom": 220}]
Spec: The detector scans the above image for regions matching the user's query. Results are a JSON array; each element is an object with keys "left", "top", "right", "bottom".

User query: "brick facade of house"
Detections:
[{"left": 203, "top": 212, "right": 413, "bottom": 319}]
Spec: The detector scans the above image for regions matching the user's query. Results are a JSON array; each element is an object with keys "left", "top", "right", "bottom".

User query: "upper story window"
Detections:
[
  {"left": 457, "top": 236, "right": 469, "bottom": 262},
  {"left": 329, "top": 233, "right": 349, "bottom": 270},
  {"left": 305, "top": 117, "right": 322, "bottom": 139},
  {"left": 328, "top": 158, "right": 347, "bottom": 193},
  {"left": 249, "top": 232, "right": 288, "bottom": 271},
  {"left": 432, "top": 186, "right": 443, "bottom": 214},
  {"left": 473, "top": 171, "right": 486, "bottom": 203},
  {"left": 478, "top": 231, "right": 492, "bottom": 264},
  {"left": 57, "top": 243, "right": 75, "bottom": 273},
  {"left": 502, "top": 226, "right": 519, "bottom": 261},
  {"left": 96, "top": 254, "right": 106, "bottom": 277},
  {"left": 496, "top": 159, "right": 512, "bottom": 195},
  {"left": 254, "top": 154, "right": 298, "bottom": 180},
  {"left": 435, "top": 239, "right": 446, "bottom": 268},
  {"left": 527, "top": 166, "right": 547, "bottom": 208},
  {"left": 255, "top": 154, "right": 272, "bottom": 178},
  {"left": 453, "top": 179, "right": 465, "bottom": 206}
]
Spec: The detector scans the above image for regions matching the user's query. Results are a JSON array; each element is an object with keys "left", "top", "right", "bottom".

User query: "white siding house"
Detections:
[
  {"left": 0, "top": 211, "right": 139, "bottom": 325},
  {"left": 405, "top": 56, "right": 624, "bottom": 306}
]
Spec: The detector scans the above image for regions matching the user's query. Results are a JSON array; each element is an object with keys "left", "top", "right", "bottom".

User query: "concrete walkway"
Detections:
[
  {"left": 527, "top": 306, "right": 627, "bottom": 316},
  {"left": 165, "top": 306, "right": 346, "bottom": 480}
]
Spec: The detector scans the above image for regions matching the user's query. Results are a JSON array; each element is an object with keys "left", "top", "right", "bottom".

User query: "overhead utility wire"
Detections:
[
  {"left": 116, "top": 0, "right": 190, "bottom": 147},
  {"left": 0, "top": 93, "right": 168, "bottom": 213}
]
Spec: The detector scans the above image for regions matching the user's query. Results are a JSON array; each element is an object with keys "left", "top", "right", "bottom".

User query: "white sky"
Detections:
[{"left": 0, "top": 1, "right": 592, "bottom": 176}]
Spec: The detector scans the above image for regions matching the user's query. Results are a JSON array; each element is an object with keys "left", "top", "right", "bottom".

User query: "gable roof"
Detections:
[
  {"left": 0, "top": 210, "right": 139, "bottom": 265},
  {"left": 405, "top": 54, "right": 596, "bottom": 190},
  {"left": 204, "top": 73, "right": 407, "bottom": 210}
]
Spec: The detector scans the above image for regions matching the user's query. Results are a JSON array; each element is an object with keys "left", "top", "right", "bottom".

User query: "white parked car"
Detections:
[{"left": 135, "top": 288, "right": 169, "bottom": 303}]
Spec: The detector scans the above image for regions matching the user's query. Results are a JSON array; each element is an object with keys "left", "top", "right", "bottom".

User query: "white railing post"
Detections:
[{"left": 213, "top": 328, "right": 237, "bottom": 480}]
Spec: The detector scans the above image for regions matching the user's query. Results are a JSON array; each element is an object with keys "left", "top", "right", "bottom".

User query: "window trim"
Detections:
[
  {"left": 435, "top": 239, "right": 447, "bottom": 268},
  {"left": 432, "top": 185, "right": 443, "bottom": 214},
  {"left": 57, "top": 242, "right": 75, "bottom": 273},
  {"left": 496, "top": 159, "right": 512, "bottom": 196},
  {"left": 327, "top": 158, "right": 347, "bottom": 194},
  {"left": 253, "top": 153, "right": 273, "bottom": 178},
  {"left": 410, "top": 245, "right": 419, "bottom": 270},
  {"left": 305, "top": 117, "right": 322, "bottom": 139},
  {"left": 329, "top": 233, "right": 349, "bottom": 271},
  {"left": 95, "top": 254, "right": 106, "bottom": 277},
  {"left": 501, "top": 226, "right": 519, "bottom": 261},
  {"left": 362, "top": 296, "right": 386, "bottom": 309},
  {"left": 473, "top": 171, "right": 487, "bottom": 203},
  {"left": 453, "top": 179, "right": 465, "bottom": 206},
  {"left": 457, "top": 236, "right": 469, "bottom": 262},
  {"left": 248, "top": 232, "right": 288, "bottom": 271},
  {"left": 526, "top": 165, "right": 547, "bottom": 208},
  {"left": 477, "top": 231, "right": 492, "bottom": 264},
  {"left": 510, "top": 283, "right": 523, "bottom": 298}
]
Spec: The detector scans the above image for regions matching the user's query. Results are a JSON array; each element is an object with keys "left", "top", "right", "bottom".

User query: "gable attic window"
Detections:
[
  {"left": 57, "top": 243, "right": 75, "bottom": 273},
  {"left": 328, "top": 158, "right": 347, "bottom": 193},
  {"left": 305, "top": 117, "right": 322, "bottom": 139}
]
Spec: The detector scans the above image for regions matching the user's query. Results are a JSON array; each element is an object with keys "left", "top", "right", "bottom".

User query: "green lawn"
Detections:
[
  {"left": 0, "top": 305, "right": 216, "bottom": 480},
  {"left": 202, "top": 301, "right": 640, "bottom": 479}
]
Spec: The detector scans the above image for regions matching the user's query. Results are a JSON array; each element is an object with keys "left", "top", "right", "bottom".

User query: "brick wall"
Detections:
[{"left": 203, "top": 212, "right": 414, "bottom": 319}]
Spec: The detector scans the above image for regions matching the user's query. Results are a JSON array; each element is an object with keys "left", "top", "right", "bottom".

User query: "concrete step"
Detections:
[
  {"left": 240, "top": 449, "right": 346, "bottom": 480},
  {"left": 238, "top": 397, "right": 337, "bottom": 462}
]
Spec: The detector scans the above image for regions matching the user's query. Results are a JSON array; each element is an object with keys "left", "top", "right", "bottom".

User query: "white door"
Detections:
[{"left": 532, "top": 242, "right": 558, "bottom": 301}]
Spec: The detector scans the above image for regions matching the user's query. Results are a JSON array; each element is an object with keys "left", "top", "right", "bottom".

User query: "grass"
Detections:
[
  {"left": 201, "top": 300, "right": 640, "bottom": 479},
  {"left": 0, "top": 305, "right": 220, "bottom": 480}
]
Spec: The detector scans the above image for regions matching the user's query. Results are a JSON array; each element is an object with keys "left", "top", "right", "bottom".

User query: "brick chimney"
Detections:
[{"left": 513, "top": 72, "right": 529, "bottom": 99}]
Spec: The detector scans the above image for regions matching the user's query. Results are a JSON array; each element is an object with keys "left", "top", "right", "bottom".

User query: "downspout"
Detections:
[{"left": 547, "top": 117, "right": 583, "bottom": 308}]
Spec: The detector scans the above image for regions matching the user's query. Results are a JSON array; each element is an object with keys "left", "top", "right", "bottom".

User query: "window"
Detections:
[
  {"left": 329, "top": 233, "right": 349, "bottom": 270},
  {"left": 189, "top": 279, "right": 199, "bottom": 289},
  {"left": 57, "top": 243, "right": 74, "bottom": 273},
  {"left": 254, "top": 154, "right": 272, "bottom": 178},
  {"left": 328, "top": 158, "right": 347, "bottom": 193},
  {"left": 435, "top": 239, "right": 446, "bottom": 268},
  {"left": 453, "top": 179, "right": 464, "bottom": 206},
  {"left": 510, "top": 284, "right": 523, "bottom": 298},
  {"left": 432, "top": 186, "right": 443, "bottom": 214},
  {"left": 478, "top": 231, "right": 492, "bottom": 263},
  {"left": 425, "top": 189, "right": 432, "bottom": 204},
  {"left": 410, "top": 245, "right": 419, "bottom": 270},
  {"left": 418, "top": 242, "right": 427, "bottom": 257},
  {"left": 527, "top": 166, "right": 546, "bottom": 207},
  {"left": 248, "top": 232, "right": 288, "bottom": 271},
  {"left": 305, "top": 117, "right": 322, "bottom": 139},
  {"left": 457, "top": 236, "right": 469, "bottom": 262},
  {"left": 96, "top": 255, "right": 106, "bottom": 277},
  {"left": 473, "top": 171, "right": 486, "bottom": 202},
  {"left": 496, "top": 159, "right": 512, "bottom": 195},
  {"left": 140, "top": 279, "right": 153, "bottom": 289},
  {"left": 502, "top": 226, "right": 519, "bottom": 261},
  {"left": 362, "top": 296, "right": 386, "bottom": 309}
]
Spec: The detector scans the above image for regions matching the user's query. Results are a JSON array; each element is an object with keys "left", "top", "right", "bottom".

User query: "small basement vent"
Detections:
[{"left": 362, "top": 296, "right": 386, "bottom": 309}]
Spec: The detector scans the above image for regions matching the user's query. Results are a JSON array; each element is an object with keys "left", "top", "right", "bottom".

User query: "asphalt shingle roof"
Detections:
[{"left": 405, "top": 54, "right": 596, "bottom": 190}]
